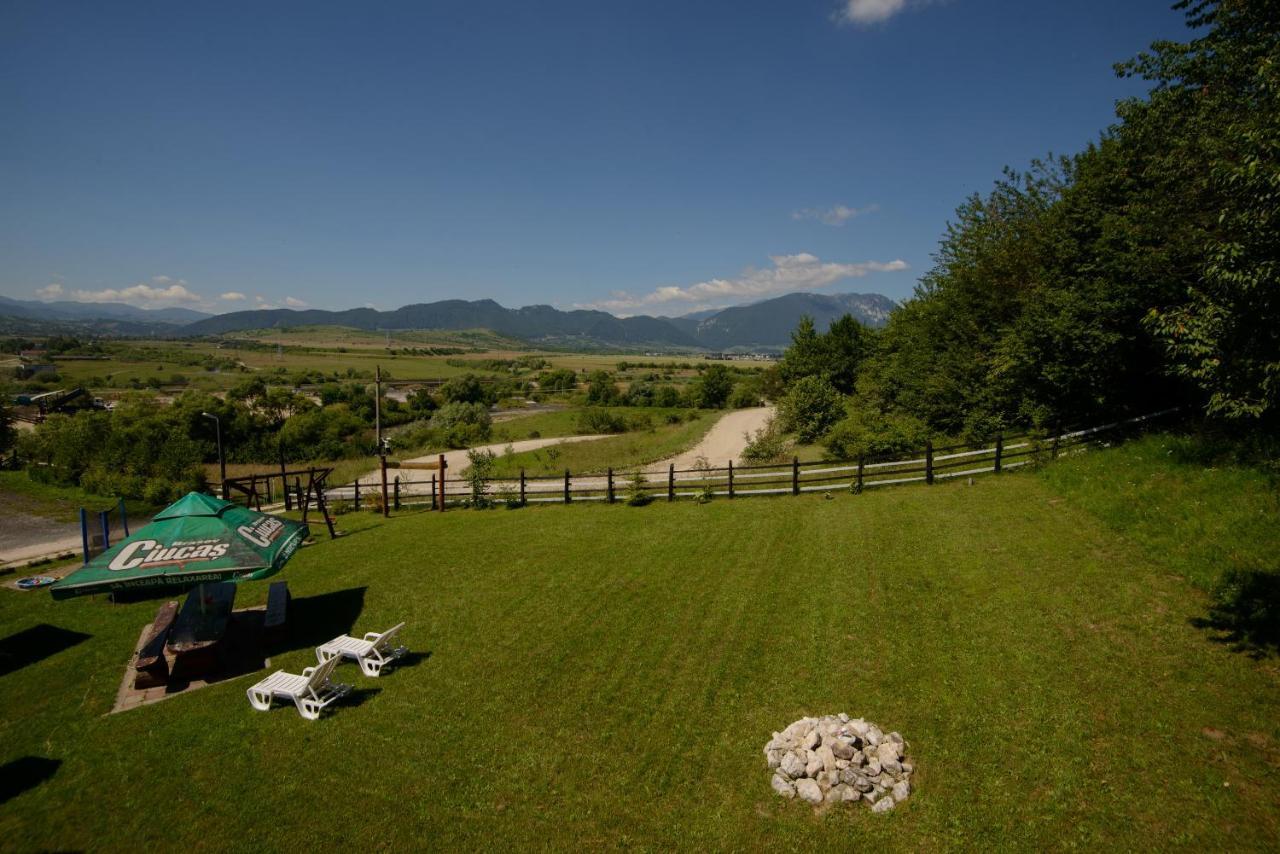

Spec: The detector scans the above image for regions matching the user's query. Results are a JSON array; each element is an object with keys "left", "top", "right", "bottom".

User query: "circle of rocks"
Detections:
[{"left": 764, "top": 714, "right": 913, "bottom": 812}]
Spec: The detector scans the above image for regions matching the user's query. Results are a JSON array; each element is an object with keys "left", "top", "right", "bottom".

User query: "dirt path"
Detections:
[
  {"left": 647, "top": 405, "right": 775, "bottom": 472},
  {"left": 348, "top": 434, "right": 612, "bottom": 491},
  {"left": 333, "top": 407, "right": 776, "bottom": 502}
]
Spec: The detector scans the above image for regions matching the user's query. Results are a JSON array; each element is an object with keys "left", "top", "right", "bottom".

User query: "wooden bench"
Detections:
[
  {"left": 263, "top": 581, "right": 290, "bottom": 644},
  {"left": 134, "top": 600, "right": 178, "bottom": 689}
]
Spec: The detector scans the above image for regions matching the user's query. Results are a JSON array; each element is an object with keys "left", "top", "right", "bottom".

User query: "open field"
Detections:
[
  {"left": 30, "top": 337, "right": 760, "bottom": 397},
  {"left": 2, "top": 438, "right": 1278, "bottom": 849}
]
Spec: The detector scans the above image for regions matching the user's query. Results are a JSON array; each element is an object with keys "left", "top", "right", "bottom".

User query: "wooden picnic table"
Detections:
[{"left": 166, "top": 582, "right": 237, "bottom": 678}]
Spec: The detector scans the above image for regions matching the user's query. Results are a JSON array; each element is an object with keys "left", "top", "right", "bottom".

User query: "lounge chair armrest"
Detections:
[
  {"left": 362, "top": 631, "right": 382, "bottom": 642},
  {"left": 300, "top": 665, "right": 317, "bottom": 678}
]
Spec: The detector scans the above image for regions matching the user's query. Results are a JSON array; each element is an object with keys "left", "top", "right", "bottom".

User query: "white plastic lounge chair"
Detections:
[
  {"left": 316, "top": 623, "right": 408, "bottom": 677},
  {"left": 246, "top": 655, "right": 351, "bottom": 720}
]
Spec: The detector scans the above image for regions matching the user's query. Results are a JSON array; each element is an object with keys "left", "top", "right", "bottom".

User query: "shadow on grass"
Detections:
[
  {"left": 1191, "top": 568, "right": 1280, "bottom": 659},
  {"left": 394, "top": 650, "right": 432, "bottom": 670},
  {"left": 270, "top": 586, "right": 368, "bottom": 655},
  {"left": 0, "top": 624, "right": 92, "bottom": 677},
  {"left": 0, "top": 757, "right": 61, "bottom": 805}
]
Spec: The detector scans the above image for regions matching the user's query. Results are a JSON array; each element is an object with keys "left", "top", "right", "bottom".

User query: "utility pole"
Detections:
[
  {"left": 202, "top": 412, "right": 226, "bottom": 497},
  {"left": 376, "top": 365, "right": 389, "bottom": 517}
]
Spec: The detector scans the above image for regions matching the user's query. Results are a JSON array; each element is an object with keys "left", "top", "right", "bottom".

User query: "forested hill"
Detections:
[{"left": 178, "top": 292, "right": 897, "bottom": 351}]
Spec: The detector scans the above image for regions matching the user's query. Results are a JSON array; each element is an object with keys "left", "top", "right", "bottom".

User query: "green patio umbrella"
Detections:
[{"left": 50, "top": 492, "right": 309, "bottom": 600}]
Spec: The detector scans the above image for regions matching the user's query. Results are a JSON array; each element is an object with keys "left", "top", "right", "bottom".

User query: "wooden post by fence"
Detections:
[
  {"left": 353, "top": 479, "right": 361, "bottom": 511},
  {"left": 607, "top": 468, "right": 615, "bottom": 504},
  {"left": 118, "top": 497, "right": 129, "bottom": 537},
  {"left": 856, "top": 456, "right": 865, "bottom": 493},
  {"left": 519, "top": 468, "right": 527, "bottom": 506},
  {"left": 436, "top": 454, "right": 447, "bottom": 511},
  {"left": 728, "top": 460, "right": 734, "bottom": 499},
  {"left": 925, "top": 440, "right": 934, "bottom": 485},
  {"left": 431, "top": 475, "right": 437, "bottom": 510},
  {"left": 295, "top": 477, "right": 303, "bottom": 510},
  {"left": 668, "top": 464, "right": 675, "bottom": 502},
  {"left": 791, "top": 457, "right": 800, "bottom": 495},
  {"left": 1051, "top": 423, "right": 1062, "bottom": 459},
  {"left": 100, "top": 510, "right": 110, "bottom": 550},
  {"left": 393, "top": 476, "right": 401, "bottom": 510},
  {"left": 279, "top": 443, "right": 291, "bottom": 511},
  {"left": 994, "top": 434, "right": 1004, "bottom": 473},
  {"left": 564, "top": 469, "right": 571, "bottom": 504}
]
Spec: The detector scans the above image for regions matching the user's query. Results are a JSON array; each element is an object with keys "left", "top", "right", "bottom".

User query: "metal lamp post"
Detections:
[{"left": 201, "top": 412, "right": 226, "bottom": 497}]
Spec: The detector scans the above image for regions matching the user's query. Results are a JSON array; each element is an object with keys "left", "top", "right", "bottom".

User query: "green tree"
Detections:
[
  {"left": 585, "top": 370, "right": 621, "bottom": 405},
  {"left": 777, "top": 376, "right": 844, "bottom": 443},
  {"left": 694, "top": 364, "right": 734, "bottom": 409}
]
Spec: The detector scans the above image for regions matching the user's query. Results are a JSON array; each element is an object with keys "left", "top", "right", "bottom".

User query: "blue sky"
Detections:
[{"left": 1, "top": 0, "right": 1189, "bottom": 317}]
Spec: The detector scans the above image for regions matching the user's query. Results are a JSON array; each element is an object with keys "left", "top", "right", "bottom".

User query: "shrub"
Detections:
[
  {"left": 824, "top": 410, "right": 930, "bottom": 461},
  {"left": 465, "top": 448, "right": 497, "bottom": 508},
  {"left": 740, "top": 418, "right": 789, "bottom": 464},
  {"left": 576, "top": 408, "right": 628, "bottom": 434},
  {"left": 625, "top": 471, "right": 652, "bottom": 506},
  {"left": 431, "top": 401, "right": 492, "bottom": 448},
  {"left": 776, "top": 376, "right": 843, "bottom": 443}
]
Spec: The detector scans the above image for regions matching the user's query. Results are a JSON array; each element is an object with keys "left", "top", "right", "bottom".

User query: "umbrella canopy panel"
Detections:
[{"left": 51, "top": 492, "right": 309, "bottom": 600}]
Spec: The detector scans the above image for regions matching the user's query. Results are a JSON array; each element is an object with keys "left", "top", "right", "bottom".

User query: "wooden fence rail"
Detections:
[{"left": 321, "top": 408, "right": 1180, "bottom": 512}]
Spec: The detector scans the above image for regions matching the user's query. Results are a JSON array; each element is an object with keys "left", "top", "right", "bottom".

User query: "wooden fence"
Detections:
[{"left": 320, "top": 408, "right": 1180, "bottom": 512}]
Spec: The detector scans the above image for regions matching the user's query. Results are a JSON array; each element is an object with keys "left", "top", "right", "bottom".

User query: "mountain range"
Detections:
[{"left": 0, "top": 291, "right": 898, "bottom": 351}]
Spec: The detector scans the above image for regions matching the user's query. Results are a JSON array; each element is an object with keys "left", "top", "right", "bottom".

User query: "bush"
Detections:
[
  {"left": 431, "top": 402, "right": 492, "bottom": 448},
  {"left": 576, "top": 408, "right": 629, "bottom": 434},
  {"left": 740, "top": 418, "right": 789, "bottom": 464},
  {"left": 439, "top": 374, "right": 494, "bottom": 406},
  {"left": 729, "top": 383, "right": 763, "bottom": 409},
  {"left": 465, "top": 448, "right": 497, "bottom": 508},
  {"left": 625, "top": 471, "right": 652, "bottom": 506},
  {"left": 692, "top": 364, "right": 733, "bottom": 409},
  {"left": 776, "top": 376, "right": 843, "bottom": 443},
  {"left": 824, "top": 410, "right": 930, "bottom": 461}
]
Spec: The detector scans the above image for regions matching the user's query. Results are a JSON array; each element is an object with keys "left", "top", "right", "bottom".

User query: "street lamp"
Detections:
[{"left": 201, "top": 412, "right": 226, "bottom": 495}]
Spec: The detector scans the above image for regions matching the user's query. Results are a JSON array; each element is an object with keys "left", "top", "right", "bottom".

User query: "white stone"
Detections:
[
  {"left": 892, "top": 779, "right": 911, "bottom": 802},
  {"left": 772, "top": 774, "right": 796, "bottom": 798},
  {"left": 872, "top": 796, "right": 896, "bottom": 813},
  {"left": 796, "top": 778, "right": 823, "bottom": 805},
  {"left": 780, "top": 751, "right": 806, "bottom": 779}
]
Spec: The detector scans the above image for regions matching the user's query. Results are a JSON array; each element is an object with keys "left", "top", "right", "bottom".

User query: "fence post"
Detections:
[
  {"left": 791, "top": 457, "right": 799, "bottom": 495},
  {"left": 925, "top": 440, "right": 934, "bottom": 485},
  {"left": 668, "top": 464, "right": 675, "bottom": 502},
  {"left": 295, "top": 477, "right": 303, "bottom": 509},
  {"left": 354, "top": 479, "right": 361, "bottom": 512},
  {"left": 564, "top": 469, "right": 571, "bottom": 504},
  {"left": 438, "top": 454, "right": 448, "bottom": 511},
  {"left": 607, "top": 468, "right": 615, "bottom": 504},
  {"left": 393, "top": 476, "right": 401, "bottom": 511},
  {"left": 1051, "top": 422, "right": 1062, "bottom": 460},
  {"left": 520, "top": 468, "right": 527, "bottom": 506},
  {"left": 118, "top": 497, "right": 129, "bottom": 537},
  {"left": 80, "top": 508, "right": 89, "bottom": 564},
  {"left": 431, "top": 475, "right": 437, "bottom": 511},
  {"left": 994, "top": 434, "right": 1003, "bottom": 473},
  {"left": 728, "top": 460, "right": 734, "bottom": 499},
  {"left": 100, "top": 510, "right": 110, "bottom": 550},
  {"left": 856, "top": 456, "right": 865, "bottom": 494}
]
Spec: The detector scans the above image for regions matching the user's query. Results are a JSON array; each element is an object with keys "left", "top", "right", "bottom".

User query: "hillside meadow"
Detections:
[{"left": 1, "top": 436, "right": 1277, "bottom": 850}]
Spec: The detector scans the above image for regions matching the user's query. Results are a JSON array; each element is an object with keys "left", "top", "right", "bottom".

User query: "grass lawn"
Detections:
[{"left": 1, "top": 440, "right": 1278, "bottom": 849}]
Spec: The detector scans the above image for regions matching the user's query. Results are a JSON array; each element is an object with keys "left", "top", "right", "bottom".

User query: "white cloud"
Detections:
[
  {"left": 283, "top": 296, "right": 308, "bottom": 308},
  {"left": 220, "top": 291, "right": 247, "bottom": 301},
  {"left": 36, "top": 283, "right": 65, "bottom": 300},
  {"left": 579, "top": 253, "right": 908, "bottom": 315},
  {"left": 792, "top": 203, "right": 879, "bottom": 226},
  {"left": 837, "top": 0, "right": 937, "bottom": 25},
  {"left": 68, "top": 280, "right": 204, "bottom": 306}
]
